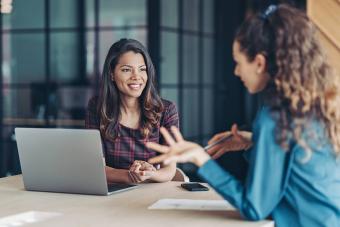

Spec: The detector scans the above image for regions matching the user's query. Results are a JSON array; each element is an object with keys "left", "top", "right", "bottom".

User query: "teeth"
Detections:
[{"left": 128, "top": 84, "right": 141, "bottom": 89}]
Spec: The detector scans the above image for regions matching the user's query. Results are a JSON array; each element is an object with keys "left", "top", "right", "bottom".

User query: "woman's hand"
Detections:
[
  {"left": 128, "top": 160, "right": 156, "bottom": 183},
  {"left": 147, "top": 126, "right": 211, "bottom": 167},
  {"left": 130, "top": 160, "right": 156, "bottom": 172},
  {"left": 206, "top": 124, "right": 253, "bottom": 159}
]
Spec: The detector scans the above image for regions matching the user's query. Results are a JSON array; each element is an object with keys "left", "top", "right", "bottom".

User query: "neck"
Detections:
[{"left": 120, "top": 96, "right": 140, "bottom": 115}]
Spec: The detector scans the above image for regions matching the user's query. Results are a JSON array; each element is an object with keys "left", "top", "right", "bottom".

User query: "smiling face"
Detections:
[
  {"left": 232, "top": 41, "right": 270, "bottom": 94},
  {"left": 112, "top": 51, "right": 148, "bottom": 99}
]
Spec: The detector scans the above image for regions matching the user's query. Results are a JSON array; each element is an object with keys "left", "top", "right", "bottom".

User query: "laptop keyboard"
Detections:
[{"left": 107, "top": 183, "right": 136, "bottom": 192}]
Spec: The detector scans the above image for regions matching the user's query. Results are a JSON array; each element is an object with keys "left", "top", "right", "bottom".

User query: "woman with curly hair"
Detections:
[
  {"left": 147, "top": 4, "right": 340, "bottom": 226},
  {"left": 86, "top": 39, "right": 179, "bottom": 184}
]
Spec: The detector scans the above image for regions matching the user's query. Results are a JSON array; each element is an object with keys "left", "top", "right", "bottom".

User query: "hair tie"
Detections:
[{"left": 260, "top": 4, "right": 278, "bottom": 20}]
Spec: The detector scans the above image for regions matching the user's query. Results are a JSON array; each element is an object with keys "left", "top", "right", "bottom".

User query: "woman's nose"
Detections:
[{"left": 131, "top": 70, "right": 141, "bottom": 79}]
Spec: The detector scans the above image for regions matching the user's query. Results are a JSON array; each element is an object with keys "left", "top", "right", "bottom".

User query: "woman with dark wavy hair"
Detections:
[
  {"left": 147, "top": 4, "right": 340, "bottom": 226},
  {"left": 86, "top": 38, "right": 179, "bottom": 184}
]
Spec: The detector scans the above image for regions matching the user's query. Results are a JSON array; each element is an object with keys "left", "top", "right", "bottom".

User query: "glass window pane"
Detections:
[
  {"left": 50, "top": 0, "right": 79, "bottom": 28},
  {"left": 86, "top": 31, "right": 95, "bottom": 82},
  {"left": 203, "top": 0, "right": 214, "bottom": 34},
  {"left": 203, "top": 38, "right": 214, "bottom": 85},
  {"left": 203, "top": 88, "right": 214, "bottom": 135},
  {"left": 3, "top": 88, "right": 35, "bottom": 118},
  {"left": 50, "top": 32, "right": 80, "bottom": 83},
  {"left": 2, "top": 33, "right": 45, "bottom": 84},
  {"left": 100, "top": 0, "right": 147, "bottom": 27},
  {"left": 160, "top": 31, "right": 178, "bottom": 85},
  {"left": 182, "top": 88, "right": 199, "bottom": 137},
  {"left": 2, "top": 0, "right": 45, "bottom": 29},
  {"left": 86, "top": 0, "right": 95, "bottom": 27},
  {"left": 99, "top": 29, "right": 147, "bottom": 73},
  {"left": 182, "top": 35, "right": 199, "bottom": 84},
  {"left": 160, "top": 88, "right": 179, "bottom": 108},
  {"left": 183, "top": 0, "right": 199, "bottom": 31},
  {"left": 57, "top": 86, "right": 94, "bottom": 120},
  {"left": 160, "top": 0, "right": 178, "bottom": 28}
]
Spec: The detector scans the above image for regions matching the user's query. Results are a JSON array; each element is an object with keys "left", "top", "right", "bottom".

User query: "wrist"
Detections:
[
  {"left": 193, "top": 149, "right": 211, "bottom": 167},
  {"left": 126, "top": 170, "right": 134, "bottom": 183}
]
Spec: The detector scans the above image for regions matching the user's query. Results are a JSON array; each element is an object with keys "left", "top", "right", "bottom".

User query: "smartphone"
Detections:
[{"left": 181, "top": 183, "right": 209, "bottom": 191}]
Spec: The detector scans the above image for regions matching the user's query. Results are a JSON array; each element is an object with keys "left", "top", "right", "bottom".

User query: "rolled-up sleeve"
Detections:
[{"left": 198, "top": 108, "right": 293, "bottom": 220}]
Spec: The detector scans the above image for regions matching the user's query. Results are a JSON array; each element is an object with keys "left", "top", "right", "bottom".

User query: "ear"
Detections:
[
  {"left": 111, "top": 73, "right": 115, "bottom": 81},
  {"left": 254, "top": 54, "right": 267, "bottom": 75}
]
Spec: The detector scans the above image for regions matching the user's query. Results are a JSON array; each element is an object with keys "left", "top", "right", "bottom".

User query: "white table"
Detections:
[{"left": 0, "top": 175, "right": 274, "bottom": 227}]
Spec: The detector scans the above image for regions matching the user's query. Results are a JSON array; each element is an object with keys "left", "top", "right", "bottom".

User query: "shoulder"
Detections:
[
  {"left": 160, "top": 99, "right": 179, "bottom": 127},
  {"left": 161, "top": 99, "right": 178, "bottom": 114},
  {"left": 252, "top": 106, "right": 277, "bottom": 139},
  {"left": 254, "top": 106, "right": 277, "bottom": 127}
]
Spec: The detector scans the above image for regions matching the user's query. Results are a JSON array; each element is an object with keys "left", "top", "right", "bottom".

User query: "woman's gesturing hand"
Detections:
[
  {"left": 147, "top": 126, "right": 210, "bottom": 167},
  {"left": 206, "top": 124, "right": 253, "bottom": 159}
]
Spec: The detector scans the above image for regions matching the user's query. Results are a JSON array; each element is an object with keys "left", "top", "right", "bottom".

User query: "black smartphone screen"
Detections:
[{"left": 181, "top": 183, "right": 209, "bottom": 191}]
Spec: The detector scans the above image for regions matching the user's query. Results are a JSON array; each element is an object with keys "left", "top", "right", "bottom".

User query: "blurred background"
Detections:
[{"left": 1, "top": 0, "right": 338, "bottom": 180}]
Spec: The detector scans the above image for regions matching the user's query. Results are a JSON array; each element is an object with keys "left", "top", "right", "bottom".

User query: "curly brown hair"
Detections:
[
  {"left": 235, "top": 4, "right": 340, "bottom": 158},
  {"left": 98, "top": 39, "right": 164, "bottom": 141}
]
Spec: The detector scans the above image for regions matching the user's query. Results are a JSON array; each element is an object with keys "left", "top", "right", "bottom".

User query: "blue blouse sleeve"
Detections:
[{"left": 198, "top": 108, "right": 293, "bottom": 220}]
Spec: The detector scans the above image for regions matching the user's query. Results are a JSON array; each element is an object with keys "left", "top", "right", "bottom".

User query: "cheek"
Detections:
[{"left": 142, "top": 74, "right": 148, "bottom": 82}]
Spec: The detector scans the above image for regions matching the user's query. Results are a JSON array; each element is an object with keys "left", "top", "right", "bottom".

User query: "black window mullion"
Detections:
[
  {"left": 0, "top": 11, "right": 4, "bottom": 177},
  {"left": 178, "top": 0, "right": 183, "bottom": 130},
  {"left": 45, "top": 0, "right": 50, "bottom": 126},
  {"left": 94, "top": 0, "right": 100, "bottom": 93},
  {"left": 147, "top": 0, "right": 160, "bottom": 89},
  {"left": 198, "top": 0, "right": 203, "bottom": 143},
  {"left": 78, "top": 0, "right": 86, "bottom": 85}
]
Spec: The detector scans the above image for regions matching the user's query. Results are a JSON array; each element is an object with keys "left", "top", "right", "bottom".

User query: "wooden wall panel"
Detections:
[{"left": 308, "top": 0, "right": 340, "bottom": 73}]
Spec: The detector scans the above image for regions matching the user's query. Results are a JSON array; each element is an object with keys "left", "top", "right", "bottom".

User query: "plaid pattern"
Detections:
[{"left": 85, "top": 97, "right": 179, "bottom": 169}]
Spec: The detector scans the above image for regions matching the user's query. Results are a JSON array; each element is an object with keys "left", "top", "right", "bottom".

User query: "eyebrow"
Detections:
[
  {"left": 119, "top": 65, "right": 132, "bottom": 68},
  {"left": 119, "top": 65, "right": 146, "bottom": 68}
]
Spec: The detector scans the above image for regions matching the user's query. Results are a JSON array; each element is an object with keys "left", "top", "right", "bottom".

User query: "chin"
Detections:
[
  {"left": 129, "top": 90, "right": 145, "bottom": 98},
  {"left": 127, "top": 93, "right": 143, "bottom": 98}
]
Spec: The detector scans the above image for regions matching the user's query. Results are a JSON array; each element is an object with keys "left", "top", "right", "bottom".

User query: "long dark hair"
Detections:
[
  {"left": 235, "top": 4, "right": 340, "bottom": 157},
  {"left": 97, "top": 38, "right": 164, "bottom": 141}
]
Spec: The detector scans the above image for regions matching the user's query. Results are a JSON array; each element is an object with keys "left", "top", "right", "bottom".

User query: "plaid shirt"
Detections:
[{"left": 85, "top": 97, "right": 179, "bottom": 169}]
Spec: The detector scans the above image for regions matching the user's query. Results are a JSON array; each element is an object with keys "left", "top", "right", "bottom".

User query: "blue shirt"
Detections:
[{"left": 198, "top": 107, "right": 340, "bottom": 227}]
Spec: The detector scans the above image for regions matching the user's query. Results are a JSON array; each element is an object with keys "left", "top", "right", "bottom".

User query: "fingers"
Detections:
[
  {"left": 144, "top": 165, "right": 156, "bottom": 171},
  {"left": 208, "top": 132, "right": 229, "bottom": 145},
  {"left": 212, "top": 148, "right": 226, "bottom": 159},
  {"left": 141, "top": 170, "right": 154, "bottom": 177},
  {"left": 134, "top": 164, "right": 141, "bottom": 173},
  {"left": 129, "top": 163, "right": 139, "bottom": 172},
  {"left": 231, "top": 124, "right": 243, "bottom": 140},
  {"left": 170, "top": 126, "right": 184, "bottom": 142},
  {"left": 128, "top": 171, "right": 140, "bottom": 183},
  {"left": 146, "top": 142, "right": 170, "bottom": 154},
  {"left": 140, "top": 162, "right": 156, "bottom": 171},
  {"left": 206, "top": 145, "right": 219, "bottom": 156},
  {"left": 160, "top": 127, "right": 176, "bottom": 145}
]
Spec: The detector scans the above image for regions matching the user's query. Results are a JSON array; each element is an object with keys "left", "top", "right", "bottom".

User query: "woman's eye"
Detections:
[
  {"left": 121, "top": 68, "right": 130, "bottom": 72},
  {"left": 140, "top": 68, "right": 147, "bottom": 72}
]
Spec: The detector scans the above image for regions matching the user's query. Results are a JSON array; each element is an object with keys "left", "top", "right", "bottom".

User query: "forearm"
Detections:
[
  {"left": 150, "top": 162, "right": 177, "bottom": 182},
  {"left": 105, "top": 166, "right": 131, "bottom": 184}
]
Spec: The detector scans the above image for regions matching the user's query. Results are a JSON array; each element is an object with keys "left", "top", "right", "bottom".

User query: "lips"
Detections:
[{"left": 128, "top": 83, "right": 143, "bottom": 90}]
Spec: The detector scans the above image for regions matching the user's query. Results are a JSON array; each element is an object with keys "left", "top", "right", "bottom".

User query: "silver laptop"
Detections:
[{"left": 15, "top": 128, "right": 137, "bottom": 195}]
